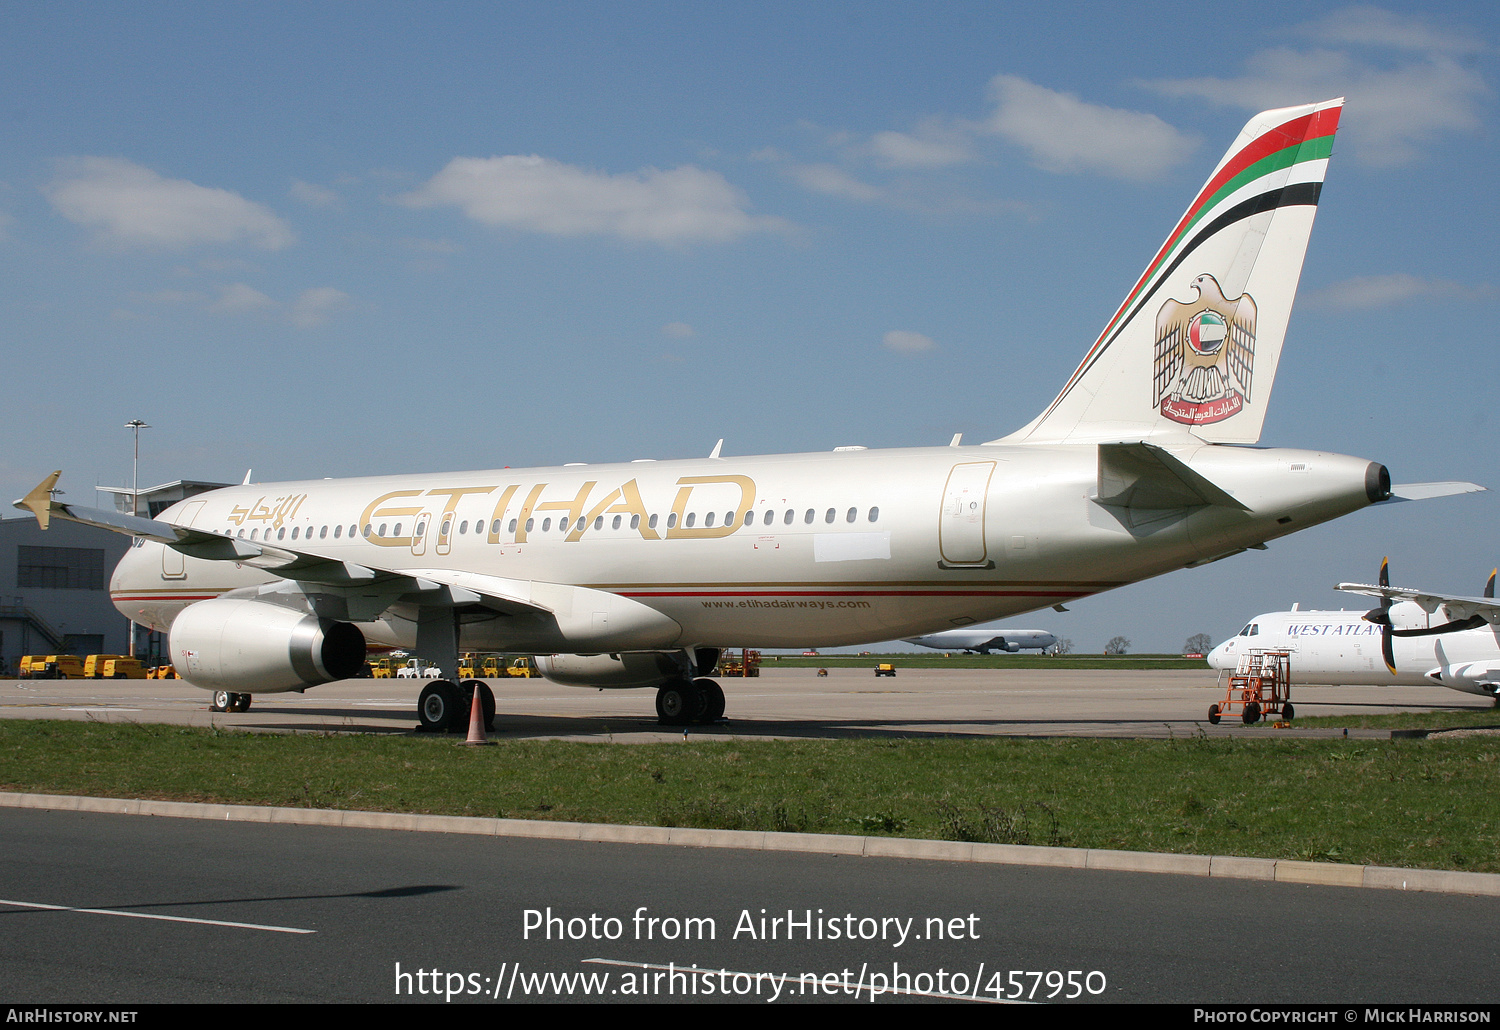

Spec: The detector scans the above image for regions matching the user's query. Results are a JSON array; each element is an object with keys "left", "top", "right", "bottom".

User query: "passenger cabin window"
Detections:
[
  {"left": 824, "top": 508, "right": 835, "bottom": 524},
  {"left": 868, "top": 507, "right": 879, "bottom": 523},
  {"left": 649, "top": 514, "right": 658, "bottom": 530},
  {"left": 804, "top": 509, "right": 814, "bottom": 524},
  {"left": 846, "top": 507, "right": 857, "bottom": 523}
]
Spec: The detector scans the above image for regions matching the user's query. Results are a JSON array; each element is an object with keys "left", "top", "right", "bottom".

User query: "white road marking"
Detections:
[{"left": 0, "top": 897, "right": 316, "bottom": 934}]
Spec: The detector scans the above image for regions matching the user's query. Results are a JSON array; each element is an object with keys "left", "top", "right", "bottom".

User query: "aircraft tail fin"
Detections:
[{"left": 999, "top": 98, "right": 1344, "bottom": 445}]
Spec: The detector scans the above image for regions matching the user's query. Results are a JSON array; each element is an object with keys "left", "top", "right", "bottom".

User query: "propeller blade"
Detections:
[{"left": 1379, "top": 557, "right": 1396, "bottom": 674}]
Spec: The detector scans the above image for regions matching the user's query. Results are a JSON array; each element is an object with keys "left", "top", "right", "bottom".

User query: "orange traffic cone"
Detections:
[{"left": 463, "top": 687, "right": 493, "bottom": 746}]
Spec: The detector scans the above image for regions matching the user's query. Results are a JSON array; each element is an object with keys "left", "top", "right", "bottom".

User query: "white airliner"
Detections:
[
  {"left": 902, "top": 627, "right": 1056, "bottom": 654},
  {"left": 14, "top": 99, "right": 1483, "bottom": 730},
  {"left": 1208, "top": 565, "right": 1500, "bottom": 698}
]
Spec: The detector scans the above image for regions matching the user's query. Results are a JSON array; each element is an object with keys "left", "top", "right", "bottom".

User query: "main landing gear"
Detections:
[
  {"left": 655, "top": 678, "right": 726, "bottom": 726},
  {"left": 210, "top": 691, "right": 252, "bottom": 713},
  {"left": 417, "top": 679, "right": 496, "bottom": 733}
]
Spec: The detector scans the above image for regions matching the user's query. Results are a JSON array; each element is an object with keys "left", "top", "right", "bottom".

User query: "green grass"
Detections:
[
  {"left": 3, "top": 720, "right": 1498, "bottom": 873},
  {"left": 1289, "top": 707, "right": 1500, "bottom": 732}
]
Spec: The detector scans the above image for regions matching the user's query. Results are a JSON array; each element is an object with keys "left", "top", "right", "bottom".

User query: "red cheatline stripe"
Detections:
[{"left": 109, "top": 595, "right": 220, "bottom": 602}]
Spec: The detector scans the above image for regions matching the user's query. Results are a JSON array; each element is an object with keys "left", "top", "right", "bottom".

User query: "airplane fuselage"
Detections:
[
  {"left": 112, "top": 441, "right": 1384, "bottom": 684},
  {"left": 1208, "top": 607, "right": 1500, "bottom": 696}
]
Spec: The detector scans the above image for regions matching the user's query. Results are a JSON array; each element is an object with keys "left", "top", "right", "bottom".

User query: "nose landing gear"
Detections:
[{"left": 209, "top": 691, "right": 252, "bottom": 713}]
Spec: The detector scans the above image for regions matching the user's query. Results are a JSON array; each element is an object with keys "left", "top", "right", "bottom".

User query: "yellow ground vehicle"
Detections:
[
  {"left": 369, "top": 656, "right": 406, "bottom": 678},
  {"left": 717, "top": 649, "right": 762, "bottom": 677},
  {"left": 149, "top": 664, "right": 179, "bottom": 679},
  {"left": 20, "top": 655, "right": 85, "bottom": 679},
  {"left": 458, "top": 654, "right": 509, "bottom": 678},
  {"left": 86, "top": 656, "right": 146, "bottom": 679},
  {"left": 503, "top": 657, "right": 537, "bottom": 678},
  {"left": 875, "top": 663, "right": 897, "bottom": 677}
]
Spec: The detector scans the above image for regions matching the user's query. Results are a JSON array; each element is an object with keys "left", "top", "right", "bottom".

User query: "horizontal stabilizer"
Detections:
[
  {"left": 1382, "top": 482, "right": 1487, "bottom": 503},
  {"left": 1096, "top": 442, "right": 1248, "bottom": 510}
]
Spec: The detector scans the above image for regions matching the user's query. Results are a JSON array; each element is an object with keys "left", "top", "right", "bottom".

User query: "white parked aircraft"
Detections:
[
  {"left": 14, "top": 99, "right": 1483, "bottom": 730},
  {"left": 902, "top": 627, "right": 1056, "bottom": 654},
  {"left": 1207, "top": 562, "right": 1500, "bottom": 698}
]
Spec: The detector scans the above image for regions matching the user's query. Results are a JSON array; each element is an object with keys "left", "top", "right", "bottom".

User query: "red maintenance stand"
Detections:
[{"left": 1209, "top": 650, "right": 1294, "bottom": 725}]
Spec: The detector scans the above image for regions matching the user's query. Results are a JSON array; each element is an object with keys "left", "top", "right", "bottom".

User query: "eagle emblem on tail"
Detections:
[{"left": 1152, "top": 273, "right": 1256, "bottom": 426}]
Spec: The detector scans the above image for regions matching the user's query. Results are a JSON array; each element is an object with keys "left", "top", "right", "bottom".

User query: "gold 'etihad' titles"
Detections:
[{"left": 223, "top": 475, "right": 760, "bottom": 547}]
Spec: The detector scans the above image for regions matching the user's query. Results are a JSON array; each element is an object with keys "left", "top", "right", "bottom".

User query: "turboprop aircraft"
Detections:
[
  {"left": 13, "top": 98, "right": 1484, "bottom": 731},
  {"left": 902, "top": 626, "right": 1056, "bottom": 654},
  {"left": 1207, "top": 561, "right": 1500, "bottom": 698}
]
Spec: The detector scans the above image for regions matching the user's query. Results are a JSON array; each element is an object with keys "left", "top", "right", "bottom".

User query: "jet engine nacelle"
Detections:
[
  {"left": 534, "top": 652, "right": 687, "bottom": 689},
  {"left": 1001, "top": 641, "right": 1022, "bottom": 652},
  {"left": 168, "top": 598, "right": 367, "bottom": 693}
]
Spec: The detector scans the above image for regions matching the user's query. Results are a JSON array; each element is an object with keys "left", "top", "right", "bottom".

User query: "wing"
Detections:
[
  {"left": 12, "top": 471, "right": 680, "bottom": 643},
  {"left": 1336, "top": 581, "right": 1500, "bottom": 626}
]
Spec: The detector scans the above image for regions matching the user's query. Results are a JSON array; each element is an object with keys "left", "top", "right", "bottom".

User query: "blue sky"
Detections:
[{"left": 2, "top": 1, "right": 1496, "bottom": 652}]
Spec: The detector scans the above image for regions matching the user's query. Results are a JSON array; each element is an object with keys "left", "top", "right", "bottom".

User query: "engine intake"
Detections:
[{"left": 169, "top": 598, "right": 366, "bottom": 693}]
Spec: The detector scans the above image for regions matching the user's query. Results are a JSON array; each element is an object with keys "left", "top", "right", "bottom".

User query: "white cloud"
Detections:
[
  {"left": 883, "top": 330, "right": 937, "bottom": 353},
  {"left": 210, "top": 282, "right": 277, "bottom": 315},
  {"left": 785, "top": 163, "right": 886, "bottom": 203},
  {"left": 983, "top": 76, "right": 1199, "bottom": 181},
  {"left": 1302, "top": 273, "right": 1492, "bottom": 310},
  {"left": 290, "top": 179, "right": 342, "bottom": 208},
  {"left": 867, "top": 128, "right": 973, "bottom": 169},
  {"left": 290, "top": 287, "right": 353, "bottom": 327},
  {"left": 400, "top": 155, "right": 789, "bottom": 245},
  {"left": 662, "top": 322, "right": 695, "bottom": 339},
  {"left": 1147, "top": 8, "right": 1490, "bottom": 167},
  {"left": 44, "top": 157, "right": 294, "bottom": 249},
  {"left": 1304, "top": 6, "right": 1487, "bottom": 55},
  {"left": 126, "top": 281, "right": 350, "bottom": 326}
]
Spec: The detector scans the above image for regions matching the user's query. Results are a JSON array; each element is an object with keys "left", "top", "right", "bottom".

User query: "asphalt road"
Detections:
[
  {"left": 1, "top": 667, "right": 1491, "bottom": 740},
  {"left": 2, "top": 806, "right": 1497, "bottom": 1005}
]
